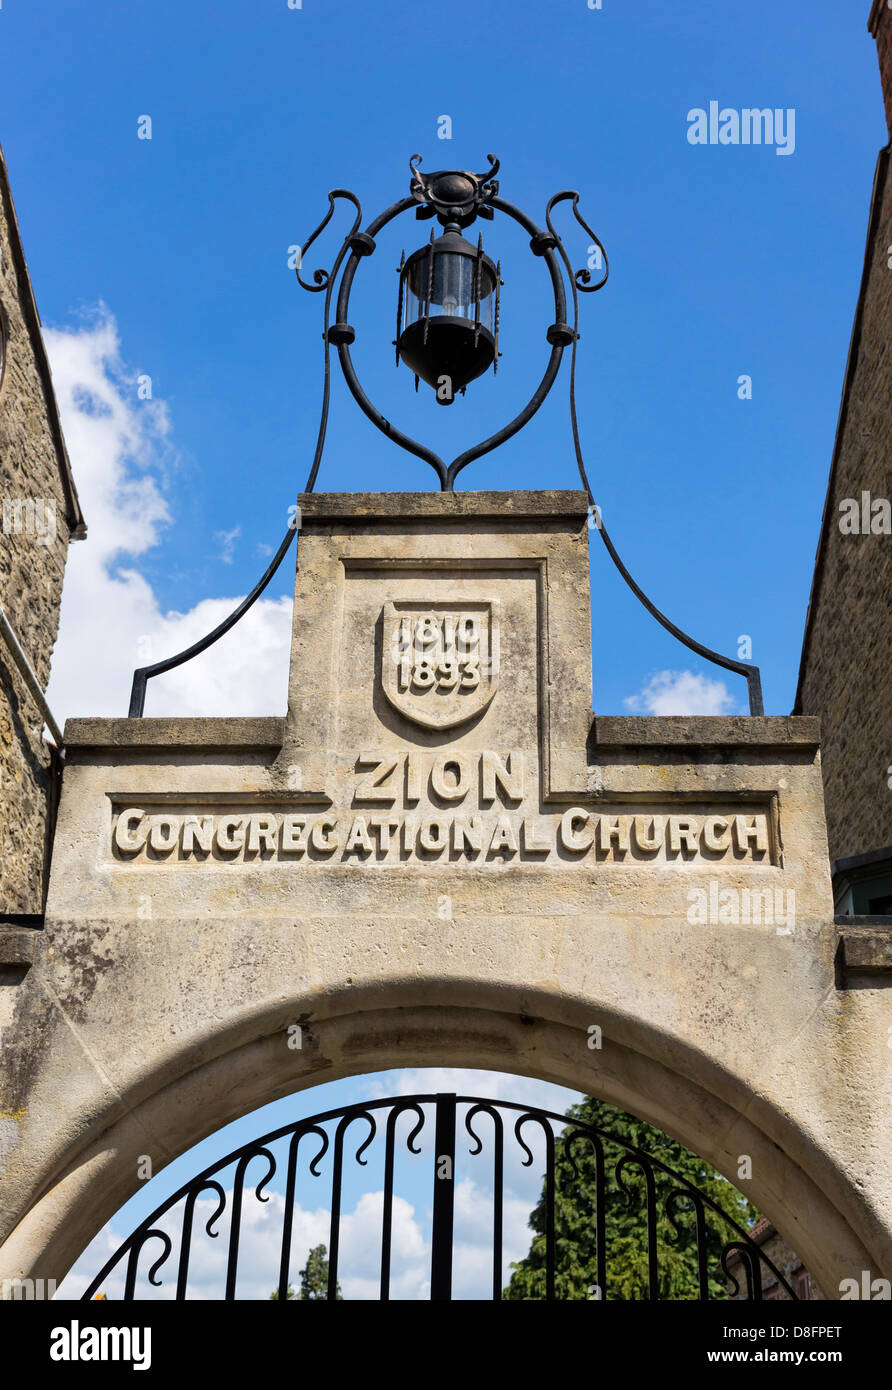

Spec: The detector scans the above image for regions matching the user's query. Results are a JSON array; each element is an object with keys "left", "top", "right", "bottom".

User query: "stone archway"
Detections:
[
  {"left": 1, "top": 985, "right": 887, "bottom": 1298},
  {"left": 1, "top": 491, "right": 890, "bottom": 1297}
]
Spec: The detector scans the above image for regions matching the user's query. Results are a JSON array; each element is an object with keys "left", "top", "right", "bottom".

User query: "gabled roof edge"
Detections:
[
  {"left": 0, "top": 142, "right": 86, "bottom": 539},
  {"left": 792, "top": 143, "right": 889, "bottom": 713},
  {"left": 868, "top": 0, "right": 885, "bottom": 38}
]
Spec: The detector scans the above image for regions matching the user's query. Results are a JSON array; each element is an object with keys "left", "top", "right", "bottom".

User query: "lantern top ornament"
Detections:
[{"left": 408, "top": 152, "right": 501, "bottom": 226}]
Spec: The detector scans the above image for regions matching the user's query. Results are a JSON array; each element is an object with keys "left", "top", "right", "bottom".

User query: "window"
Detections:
[{"left": 832, "top": 852, "right": 892, "bottom": 916}]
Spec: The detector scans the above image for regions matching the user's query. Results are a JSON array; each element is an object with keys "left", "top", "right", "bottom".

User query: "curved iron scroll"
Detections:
[
  {"left": 126, "top": 166, "right": 762, "bottom": 715},
  {"left": 320, "top": 192, "right": 572, "bottom": 490},
  {"left": 128, "top": 524, "right": 297, "bottom": 717},
  {"left": 80, "top": 1092, "right": 796, "bottom": 1301},
  {"left": 546, "top": 191, "right": 764, "bottom": 716},
  {"left": 126, "top": 192, "right": 363, "bottom": 718}
]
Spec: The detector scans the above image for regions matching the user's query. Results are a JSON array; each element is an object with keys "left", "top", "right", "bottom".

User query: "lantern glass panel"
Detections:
[{"left": 404, "top": 253, "right": 493, "bottom": 333}]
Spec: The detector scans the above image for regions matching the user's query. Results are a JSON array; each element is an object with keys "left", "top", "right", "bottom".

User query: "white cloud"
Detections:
[
  {"left": 361, "top": 1067, "right": 582, "bottom": 1119},
  {"left": 623, "top": 669, "right": 738, "bottom": 716},
  {"left": 55, "top": 1075, "right": 583, "bottom": 1303},
  {"left": 43, "top": 311, "right": 292, "bottom": 721},
  {"left": 38, "top": 317, "right": 597, "bottom": 1304},
  {"left": 213, "top": 525, "right": 241, "bottom": 565},
  {"left": 57, "top": 1175, "right": 543, "bottom": 1302},
  {"left": 58, "top": 1187, "right": 431, "bottom": 1301}
]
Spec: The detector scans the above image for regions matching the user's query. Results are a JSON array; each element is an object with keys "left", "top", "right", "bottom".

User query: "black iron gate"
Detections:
[{"left": 82, "top": 1093, "right": 796, "bottom": 1301}]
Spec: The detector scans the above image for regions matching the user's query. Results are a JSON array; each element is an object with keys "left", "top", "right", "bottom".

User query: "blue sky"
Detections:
[
  {"left": 2, "top": 0, "right": 885, "bottom": 1293},
  {"left": 58, "top": 1069, "right": 587, "bottom": 1300},
  {"left": 3, "top": 0, "right": 885, "bottom": 721}
]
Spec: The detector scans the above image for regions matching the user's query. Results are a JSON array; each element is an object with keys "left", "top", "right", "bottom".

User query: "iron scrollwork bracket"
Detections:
[
  {"left": 126, "top": 156, "right": 763, "bottom": 717},
  {"left": 545, "top": 190, "right": 763, "bottom": 715},
  {"left": 125, "top": 189, "right": 363, "bottom": 718}
]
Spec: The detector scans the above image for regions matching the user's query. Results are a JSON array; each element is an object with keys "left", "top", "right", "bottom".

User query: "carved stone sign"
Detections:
[
  {"left": 110, "top": 767, "right": 775, "bottom": 866},
  {"left": 380, "top": 600, "right": 500, "bottom": 730},
  {"left": 4, "top": 491, "right": 887, "bottom": 1311}
]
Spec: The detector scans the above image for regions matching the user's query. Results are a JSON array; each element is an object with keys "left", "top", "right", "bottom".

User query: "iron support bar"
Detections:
[
  {"left": 544, "top": 191, "right": 764, "bottom": 717},
  {"left": 592, "top": 516, "right": 764, "bottom": 715},
  {"left": 430, "top": 1093, "right": 457, "bottom": 1300},
  {"left": 127, "top": 523, "right": 298, "bottom": 717},
  {"left": 0, "top": 602, "right": 64, "bottom": 749},
  {"left": 81, "top": 1091, "right": 798, "bottom": 1302}
]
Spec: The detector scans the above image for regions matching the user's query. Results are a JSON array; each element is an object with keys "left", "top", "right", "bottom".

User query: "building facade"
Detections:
[
  {"left": 0, "top": 143, "right": 85, "bottom": 917},
  {"left": 725, "top": 1217, "right": 826, "bottom": 1301},
  {"left": 795, "top": 3, "right": 892, "bottom": 919},
  {"left": 0, "top": 9, "right": 890, "bottom": 1302}
]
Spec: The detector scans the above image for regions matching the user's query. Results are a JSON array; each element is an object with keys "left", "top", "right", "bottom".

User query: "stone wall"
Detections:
[
  {"left": 726, "top": 1219, "right": 826, "bottom": 1300},
  {"left": 0, "top": 150, "right": 79, "bottom": 913},
  {"left": 760, "top": 1227, "right": 826, "bottom": 1301},
  {"left": 795, "top": 12, "right": 892, "bottom": 863},
  {"left": 0, "top": 497, "right": 886, "bottom": 1299}
]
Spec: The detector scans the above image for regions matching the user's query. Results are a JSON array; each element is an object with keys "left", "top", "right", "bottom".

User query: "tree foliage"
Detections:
[
  {"left": 504, "top": 1097, "right": 759, "bottom": 1301},
  {"left": 269, "top": 1243, "right": 342, "bottom": 1300}
]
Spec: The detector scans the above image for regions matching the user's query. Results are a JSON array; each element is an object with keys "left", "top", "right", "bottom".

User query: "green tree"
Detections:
[
  {"left": 298, "top": 1243, "right": 341, "bottom": 1300},
  {"left": 504, "top": 1097, "right": 759, "bottom": 1301},
  {"left": 269, "top": 1244, "right": 343, "bottom": 1300}
]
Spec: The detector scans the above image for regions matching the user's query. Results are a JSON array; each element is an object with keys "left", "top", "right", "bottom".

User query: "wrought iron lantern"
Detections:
[
  {"left": 291, "top": 152, "right": 605, "bottom": 490},
  {"left": 396, "top": 224, "right": 501, "bottom": 402},
  {"left": 126, "top": 152, "right": 765, "bottom": 719}
]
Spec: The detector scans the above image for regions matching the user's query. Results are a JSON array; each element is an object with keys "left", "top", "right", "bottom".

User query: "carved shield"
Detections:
[{"left": 380, "top": 600, "right": 500, "bottom": 730}]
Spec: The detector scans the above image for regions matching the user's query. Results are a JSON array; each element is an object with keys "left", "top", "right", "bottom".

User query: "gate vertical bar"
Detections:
[
  {"left": 430, "top": 1094, "right": 456, "bottom": 1301},
  {"left": 81, "top": 1091, "right": 800, "bottom": 1303}
]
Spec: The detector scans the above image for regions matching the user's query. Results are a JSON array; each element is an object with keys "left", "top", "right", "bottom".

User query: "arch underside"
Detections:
[{"left": 0, "top": 985, "right": 886, "bottom": 1299}]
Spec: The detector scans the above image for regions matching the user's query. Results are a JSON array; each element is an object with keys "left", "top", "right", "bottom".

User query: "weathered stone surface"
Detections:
[
  {"left": 0, "top": 490, "right": 888, "bottom": 1301},
  {"left": 0, "top": 928, "right": 37, "bottom": 966},
  {"left": 0, "top": 145, "right": 84, "bottom": 913},
  {"left": 726, "top": 1219, "right": 827, "bottom": 1300},
  {"left": 591, "top": 715, "right": 821, "bottom": 748},
  {"left": 839, "top": 924, "right": 892, "bottom": 974},
  {"left": 795, "top": 100, "right": 892, "bottom": 862},
  {"left": 63, "top": 717, "right": 285, "bottom": 749},
  {"left": 299, "top": 489, "right": 588, "bottom": 521}
]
